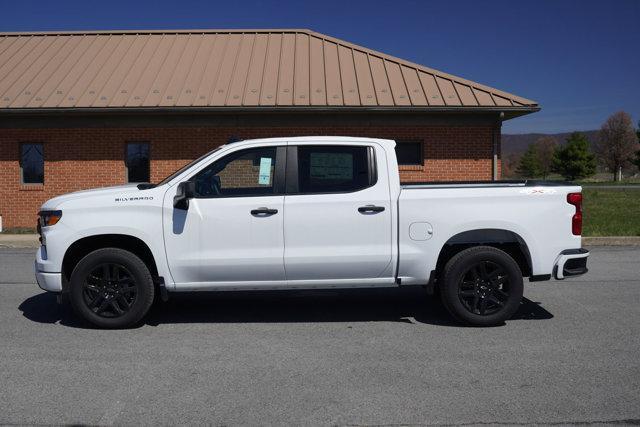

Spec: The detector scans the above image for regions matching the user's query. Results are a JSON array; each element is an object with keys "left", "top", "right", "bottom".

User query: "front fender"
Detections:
[{"left": 39, "top": 207, "right": 169, "bottom": 282}]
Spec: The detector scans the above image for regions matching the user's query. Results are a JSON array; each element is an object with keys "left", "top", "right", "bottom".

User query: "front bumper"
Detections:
[
  {"left": 34, "top": 261, "right": 62, "bottom": 292},
  {"left": 553, "top": 248, "right": 589, "bottom": 280}
]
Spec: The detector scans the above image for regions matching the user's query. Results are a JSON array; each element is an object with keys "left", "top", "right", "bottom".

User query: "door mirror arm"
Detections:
[{"left": 174, "top": 181, "right": 196, "bottom": 210}]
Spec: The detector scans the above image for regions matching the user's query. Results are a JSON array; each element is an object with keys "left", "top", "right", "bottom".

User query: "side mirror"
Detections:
[{"left": 173, "top": 181, "right": 195, "bottom": 210}]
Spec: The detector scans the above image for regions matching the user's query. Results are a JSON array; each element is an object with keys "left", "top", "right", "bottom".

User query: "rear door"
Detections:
[{"left": 283, "top": 143, "right": 394, "bottom": 285}]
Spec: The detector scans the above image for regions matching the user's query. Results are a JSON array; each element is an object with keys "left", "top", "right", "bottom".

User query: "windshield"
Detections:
[{"left": 155, "top": 147, "right": 224, "bottom": 186}]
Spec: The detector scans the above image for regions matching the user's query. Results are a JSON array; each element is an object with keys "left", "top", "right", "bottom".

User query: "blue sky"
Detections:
[{"left": 1, "top": 0, "right": 638, "bottom": 134}]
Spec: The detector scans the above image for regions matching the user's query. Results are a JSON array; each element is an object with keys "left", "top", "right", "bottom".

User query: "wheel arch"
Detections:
[
  {"left": 434, "top": 229, "right": 532, "bottom": 278},
  {"left": 62, "top": 234, "right": 159, "bottom": 285}
]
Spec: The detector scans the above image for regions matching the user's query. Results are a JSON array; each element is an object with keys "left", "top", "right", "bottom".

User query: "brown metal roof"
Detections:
[{"left": 0, "top": 29, "right": 538, "bottom": 112}]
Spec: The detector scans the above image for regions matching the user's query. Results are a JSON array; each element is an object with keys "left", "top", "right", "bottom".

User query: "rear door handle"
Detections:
[
  {"left": 358, "top": 205, "right": 385, "bottom": 214},
  {"left": 251, "top": 207, "right": 278, "bottom": 216}
]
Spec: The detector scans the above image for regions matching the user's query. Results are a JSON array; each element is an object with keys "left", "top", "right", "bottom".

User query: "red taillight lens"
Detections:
[
  {"left": 572, "top": 211, "right": 583, "bottom": 235},
  {"left": 567, "top": 192, "right": 582, "bottom": 235},
  {"left": 567, "top": 193, "right": 582, "bottom": 205}
]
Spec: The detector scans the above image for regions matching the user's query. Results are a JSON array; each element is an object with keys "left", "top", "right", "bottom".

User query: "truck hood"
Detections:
[{"left": 41, "top": 184, "right": 146, "bottom": 210}]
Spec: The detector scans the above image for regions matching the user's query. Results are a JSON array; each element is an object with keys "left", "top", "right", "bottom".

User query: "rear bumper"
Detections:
[
  {"left": 34, "top": 261, "right": 62, "bottom": 292},
  {"left": 553, "top": 248, "right": 589, "bottom": 280}
]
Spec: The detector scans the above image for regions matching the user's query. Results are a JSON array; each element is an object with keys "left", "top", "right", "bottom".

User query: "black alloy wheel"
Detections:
[
  {"left": 82, "top": 263, "right": 138, "bottom": 318},
  {"left": 457, "top": 260, "right": 510, "bottom": 316},
  {"left": 440, "top": 246, "right": 523, "bottom": 326},
  {"left": 70, "top": 248, "right": 155, "bottom": 328}
]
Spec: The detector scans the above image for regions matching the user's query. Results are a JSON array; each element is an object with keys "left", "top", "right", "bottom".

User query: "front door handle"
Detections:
[
  {"left": 358, "top": 205, "right": 385, "bottom": 214},
  {"left": 251, "top": 207, "right": 278, "bottom": 216}
]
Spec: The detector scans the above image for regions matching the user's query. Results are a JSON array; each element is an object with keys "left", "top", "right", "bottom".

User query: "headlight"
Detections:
[{"left": 39, "top": 210, "right": 62, "bottom": 227}]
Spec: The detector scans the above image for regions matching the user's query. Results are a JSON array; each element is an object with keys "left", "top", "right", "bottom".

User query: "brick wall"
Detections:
[
  {"left": 218, "top": 160, "right": 273, "bottom": 188},
  {"left": 0, "top": 125, "right": 499, "bottom": 229}
]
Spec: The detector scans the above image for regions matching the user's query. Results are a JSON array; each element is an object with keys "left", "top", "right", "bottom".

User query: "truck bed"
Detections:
[
  {"left": 396, "top": 181, "right": 582, "bottom": 285},
  {"left": 401, "top": 180, "right": 573, "bottom": 189}
]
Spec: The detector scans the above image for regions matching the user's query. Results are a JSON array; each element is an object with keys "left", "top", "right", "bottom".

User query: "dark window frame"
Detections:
[
  {"left": 395, "top": 140, "right": 424, "bottom": 166},
  {"left": 192, "top": 146, "right": 286, "bottom": 199},
  {"left": 125, "top": 142, "right": 151, "bottom": 183},
  {"left": 285, "top": 145, "right": 378, "bottom": 195},
  {"left": 19, "top": 142, "right": 45, "bottom": 185}
]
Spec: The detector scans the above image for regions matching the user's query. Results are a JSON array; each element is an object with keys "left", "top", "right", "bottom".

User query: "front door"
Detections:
[
  {"left": 283, "top": 144, "right": 394, "bottom": 284},
  {"left": 163, "top": 146, "right": 286, "bottom": 288}
]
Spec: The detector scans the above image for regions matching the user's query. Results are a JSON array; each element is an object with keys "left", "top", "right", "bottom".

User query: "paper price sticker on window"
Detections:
[{"left": 258, "top": 157, "right": 272, "bottom": 185}]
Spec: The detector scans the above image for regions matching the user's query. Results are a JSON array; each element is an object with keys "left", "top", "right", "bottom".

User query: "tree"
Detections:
[
  {"left": 514, "top": 137, "right": 557, "bottom": 179},
  {"left": 501, "top": 152, "right": 522, "bottom": 178},
  {"left": 536, "top": 136, "right": 557, "bottom": 179},
  {"left": 633, "top": 120, "right": 640, "bottom": 172},
  {"left": 516, "top": 143, "right": 541, "bottom": 178},
  {"left": 552, "top": 132, "right": 596, "bottom": 181},
  {"left": 594, "top": 111, "right": 638, "bottom": 181}
]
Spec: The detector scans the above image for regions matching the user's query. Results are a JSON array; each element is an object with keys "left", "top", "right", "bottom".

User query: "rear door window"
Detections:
[{"left": 294, "top": 146, "right": 374, "bottom": 194}]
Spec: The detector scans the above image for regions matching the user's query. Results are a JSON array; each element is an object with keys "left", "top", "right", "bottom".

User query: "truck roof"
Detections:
[{"left": 229, "top": 136, "right": 397, "bottom": 149}]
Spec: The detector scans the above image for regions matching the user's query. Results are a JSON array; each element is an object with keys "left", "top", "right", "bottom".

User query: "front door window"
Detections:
[{"left": 193, "top": 147, "right": 277, "bottom": 198}]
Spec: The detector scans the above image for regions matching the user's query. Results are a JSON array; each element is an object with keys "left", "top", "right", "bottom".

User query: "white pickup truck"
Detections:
[{"left": 35, "top": 136, "right": 589, "bottom": 328}]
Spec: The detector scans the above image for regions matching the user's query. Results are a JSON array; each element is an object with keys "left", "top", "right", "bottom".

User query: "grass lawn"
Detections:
[
  {"left": 576, "top": 175, "right": 640, "bottom": 185},
  {"left": 578, "top": 180, "right": 640, "bottom": 186},
  {"left": 583, "top": 188, "right": 640, "bottom": 236}
]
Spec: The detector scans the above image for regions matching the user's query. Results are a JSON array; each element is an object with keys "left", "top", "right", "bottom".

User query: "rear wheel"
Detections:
[
  {"left": 440, "top": 246, "right": 523, "bottom": 326},
  {"left": 69, "top": 248, "right": 155, "bottom": 328}
]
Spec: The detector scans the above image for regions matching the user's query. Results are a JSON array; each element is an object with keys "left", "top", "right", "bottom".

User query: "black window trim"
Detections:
[
  {"left": 285, "top": 144, "right": 378, "bottom": 196},
  {"left": 125, "top": 141, "right": 151, "bottom": 184},
  {"left": 192, "top": 145, "right": 286, "bottom": 199},
  {"left": 368, "top": 146, "right": 378, "bottom": 186},
  {"left": 19, "top": 142, "right": 45, "bottom": 185},
  {"left": 395, "top": 139, "right": 424, "bottom": 166}
]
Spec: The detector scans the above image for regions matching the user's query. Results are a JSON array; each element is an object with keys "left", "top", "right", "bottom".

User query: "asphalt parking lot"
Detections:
[{"left": 0, "top": 246, "right": 639, "bottom": 425}]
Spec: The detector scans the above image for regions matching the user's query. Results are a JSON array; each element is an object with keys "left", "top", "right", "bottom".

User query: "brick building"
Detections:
[{"left": 0, "top": 29, "right": 538, "bottom": 229}]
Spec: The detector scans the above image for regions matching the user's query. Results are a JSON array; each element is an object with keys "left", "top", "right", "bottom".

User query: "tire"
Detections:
[
  {"left": 69, "top": 248, "right": 155, "bottom": 328},
  {"left": 440, "top": 246, "right": 523, "bottom": 326}
]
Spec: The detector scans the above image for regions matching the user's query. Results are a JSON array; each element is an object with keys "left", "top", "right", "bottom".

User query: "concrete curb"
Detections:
[
  {"left": 2, "top": 234, "right": 640, "bottom": 249},
  {"left": 583, "top": 236, "right": 640, "bottom": 246},
  {"left": 0, "top": 234, "right": 39, "bottom": 248}
]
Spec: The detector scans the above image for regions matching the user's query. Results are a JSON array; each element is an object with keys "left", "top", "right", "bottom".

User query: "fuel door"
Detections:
[{"left": 409, "top": 222, "right": 434, "bottom": 241}]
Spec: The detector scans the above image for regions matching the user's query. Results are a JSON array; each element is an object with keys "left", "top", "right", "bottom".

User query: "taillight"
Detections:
[{"left": 567, "top": 192, "right": 582, "bottom": 235}]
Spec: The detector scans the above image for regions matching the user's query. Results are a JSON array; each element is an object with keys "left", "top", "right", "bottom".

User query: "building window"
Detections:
[
  {"left": 20, "top": 143, "right": 44, "bottom": 184},
  {"left": 126, "top": 142, "right": 150, "bottom": 183},
  {"left": 395, "top": 140, "right": 423, "bottom": 166}
]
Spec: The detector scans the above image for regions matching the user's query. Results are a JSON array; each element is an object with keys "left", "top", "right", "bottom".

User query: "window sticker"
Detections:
[
  {"left": 258, "top": 157, "right": 272, "bottom": 185},
  {"left": 310, "top": 153, "right": 353, "bottom": 180}
]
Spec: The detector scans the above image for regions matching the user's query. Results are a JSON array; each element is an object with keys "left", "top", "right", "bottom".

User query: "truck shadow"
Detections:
[{"left": 19, "top": 287, "right": 553, "bottom": 328}]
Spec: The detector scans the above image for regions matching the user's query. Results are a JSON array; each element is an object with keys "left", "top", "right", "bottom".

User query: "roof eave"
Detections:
[{"left": 0, "top": 106, "right": 539, "bottom": 117}]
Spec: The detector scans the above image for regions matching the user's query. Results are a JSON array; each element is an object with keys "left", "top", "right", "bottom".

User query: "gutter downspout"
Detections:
[{"left": 492, "top": 112, "right": 504, "bottom": 181}]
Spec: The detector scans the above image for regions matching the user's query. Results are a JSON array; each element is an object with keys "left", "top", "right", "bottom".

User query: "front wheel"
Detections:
[
  {"left": 69, "top": 248, "right": 155, "bottom": 328},
  {"left": 440, "top": 246, "right": 523, "bottom": 326}
]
